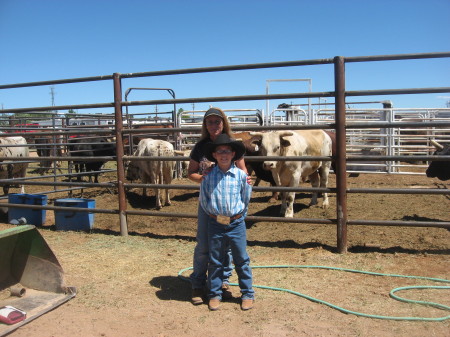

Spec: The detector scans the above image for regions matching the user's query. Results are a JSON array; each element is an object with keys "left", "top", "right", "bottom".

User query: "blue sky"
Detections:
[{"left": 1, "top": 0, "right": 449, "bottom": 117}]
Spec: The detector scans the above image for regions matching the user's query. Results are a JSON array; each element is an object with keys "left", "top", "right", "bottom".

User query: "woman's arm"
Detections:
[
  {"left": 235, "top": 157, "right": 248, "bottom": 175},
  {"left": 187, "top": 159, "right": 204, "bottom": 184},
  {"left": 236, "top": 157, "right": 252, "bottom": 184}
]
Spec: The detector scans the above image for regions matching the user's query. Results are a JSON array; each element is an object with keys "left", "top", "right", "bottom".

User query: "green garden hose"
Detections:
[{"left": 178, "top": 265, "right": 450, "bottom": 321}]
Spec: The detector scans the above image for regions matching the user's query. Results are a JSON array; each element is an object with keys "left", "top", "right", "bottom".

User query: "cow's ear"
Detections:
[
  {"left": 250, "top": 137, "right": 261, "bottom": 145},
  {"left": 280, "top": 137, "right": 291, "bottom": 147}
]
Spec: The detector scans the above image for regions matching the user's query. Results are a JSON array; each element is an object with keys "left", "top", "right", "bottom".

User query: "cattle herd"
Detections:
[{"left": 0, "top": 122, "right": 448, "bottom": 217}]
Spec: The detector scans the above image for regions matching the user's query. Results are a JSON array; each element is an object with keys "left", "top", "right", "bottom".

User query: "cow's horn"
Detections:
[
  {"left": 174, "top": 150, "right": 186, "bottom": 156},
  {"left": 430, "top": 139, "right": 444, "bottom": 150}
]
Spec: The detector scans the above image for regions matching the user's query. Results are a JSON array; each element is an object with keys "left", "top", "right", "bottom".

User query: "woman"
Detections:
[{"left": 188, "top": 107, "right": 249, "bottom": 305}]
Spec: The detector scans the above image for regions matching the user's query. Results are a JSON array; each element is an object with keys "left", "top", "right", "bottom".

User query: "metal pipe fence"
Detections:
[{"left": 1, "top": 52, "right": 449, "bottom": 252}]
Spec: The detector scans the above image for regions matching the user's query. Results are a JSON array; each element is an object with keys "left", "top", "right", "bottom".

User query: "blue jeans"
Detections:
[
  {"left": 190, "top": 205, "right": 233, "bottom": 289},
  {"left": 207, "top": 216, "right": 254, "bottom": 300}
]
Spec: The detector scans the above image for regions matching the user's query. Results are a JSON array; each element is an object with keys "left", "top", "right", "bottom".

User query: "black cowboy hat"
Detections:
[{"left": 204, "top": 133, "right": 245, "bottom": 162}]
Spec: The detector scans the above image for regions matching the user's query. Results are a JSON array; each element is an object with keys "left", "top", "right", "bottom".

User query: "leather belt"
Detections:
[
  {"left": 209, "top": 213, "right": 242, "bottom": 225},
  {"left": 209, "top": 214, "right": 242, "bottom": 221}
]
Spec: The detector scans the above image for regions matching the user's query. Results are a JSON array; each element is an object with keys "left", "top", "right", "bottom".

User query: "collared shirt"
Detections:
[{"left": 200, "top": 163, "right": 252, "bottom": 218}]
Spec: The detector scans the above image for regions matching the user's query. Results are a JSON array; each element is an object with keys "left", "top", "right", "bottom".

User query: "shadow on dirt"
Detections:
[
  {"left": 250, "top": 192, "right": 312, "bottom": 205},
  {"left": 171, "top": 191, "right": 199, "bottom": 202},
  {"left": 149, "top": 275, "right": 242, "bottom": 305},
  {"left": 401, "top": 214, "right": 447, "bottom": 222},
  {"left": 245, "top": 202, "right": 309, "bottom": 228},
  {"left": 247, "top": 239, "right": 336, "bottom": 252},
  {"left": 149, "top": 276, "right": 191, "bottom": 302},
  {"left": 126, "top": 191, "right": 156, "bottom": 209},
  {"left": 91, "top": 227, "right": 197, "bottom": 242},
  {"left": 126, "top": 190, "right": 199, "bottom": 208},
  {"left": 0, "top": 211, "right": 8, "bottom": 223},
  {"left": 349, "top": 245, "right": 450, "bottom": 255}
]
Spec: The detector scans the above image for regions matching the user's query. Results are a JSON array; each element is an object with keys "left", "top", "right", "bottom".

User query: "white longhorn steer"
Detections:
[
  {"left": 250, "top": 130, "right": 332, "bottom": 217},
  {"left": 126, "top": 138, "right": 177, "bottom": 210},
  {"left": 0, "top": 136, "right": 29, "bottom": 195}
]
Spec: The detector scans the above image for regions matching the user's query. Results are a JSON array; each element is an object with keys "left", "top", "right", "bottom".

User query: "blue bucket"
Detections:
[
  {"left": 8, "top": 193, "right": 48, "bottom": 226},
  {"left": 54, "top": 198, "right": 95, "bottom": 231}
]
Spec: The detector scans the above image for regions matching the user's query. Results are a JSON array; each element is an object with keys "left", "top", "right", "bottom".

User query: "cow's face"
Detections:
[
  {"left": 258, "top": 131, "right": 293, "bottom": 171},
  {"left": 125, "top": 161, "right": 140, "bottom": 181}
]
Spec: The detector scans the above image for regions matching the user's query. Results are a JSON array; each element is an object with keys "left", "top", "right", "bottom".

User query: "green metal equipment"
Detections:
[{"left": 0, "top": 225, "right": 76, "bottom": 336}]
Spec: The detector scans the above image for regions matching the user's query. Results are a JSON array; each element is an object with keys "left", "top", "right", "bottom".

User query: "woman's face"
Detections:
[{"left": 205, "top": 116, "right": 223, "bottom": 140}]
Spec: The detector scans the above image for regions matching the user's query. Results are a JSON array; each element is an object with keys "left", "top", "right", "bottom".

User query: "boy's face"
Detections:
[{"left": 212, "top": 145, "right": 234, "bottom": 166}]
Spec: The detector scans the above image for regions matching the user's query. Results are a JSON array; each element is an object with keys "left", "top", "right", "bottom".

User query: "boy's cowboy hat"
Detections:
[{"left": 204, "top": 133, "right": 246, "bottom": 162}]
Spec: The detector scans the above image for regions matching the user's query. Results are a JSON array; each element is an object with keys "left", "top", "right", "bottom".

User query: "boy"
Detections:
[{"left": 199, "top": 133, "right": 254, "bottom": 311}]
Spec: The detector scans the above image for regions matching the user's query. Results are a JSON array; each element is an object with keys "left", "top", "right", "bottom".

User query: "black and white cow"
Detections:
[
  {"left": 426, "top": 139, "right": 450, "bottom": 181},
  {"left": 0, "top": 136, "right": 29, "bottom": 194}
]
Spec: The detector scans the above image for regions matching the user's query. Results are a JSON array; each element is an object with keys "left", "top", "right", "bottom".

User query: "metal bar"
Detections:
[
  {"left": 347, "top": 188, "right": 450, "bottom": 195},
  {"left": 113, "top": 73, "right": 128, "bottom": 236},
  {"left": 123, "top": 210, "right": 450, "bottom": 229},
  {"left": 119, "top": 121, "right": 450, "bottom": 133},
  {"left": 334, "top": 56, "right": 348, "bottom": 254},
  {"left": 0, "top": 74, "right": 114, "bottom": 89},
  {"left": 0, "top": 180, "right": 116, "bottom": 188},
  {"left": 1, "top": 154, "right": 446, "bottom": 163},
  {"left": 1, "top": 52, "right": 448, "bottom": 91},
  {"left": 124, "top": 210, "right": 336, "bottom": 225},
  {"left": 0, "top": 156, "right": 117, "bottom": 161},
  {"left": 344, "top": 52, "right": 450, "bottom": 63},
  {"left": 347, "top": 219, "right": 450, "bottom": 228},
  {"left": 124, "top": 183, "right": 450, "bottom": 196},
  {"left": 115, "top": 88, "right": 450, "bottom": 106},
  {"left": 1, "top": 202, "right": 118, "bottom": 214},
  {"left": 345, "top": 121, "right": 450, "bottom": 128},
  {"left": 2, "top": 87, "right": 449, "bottom": 114}
]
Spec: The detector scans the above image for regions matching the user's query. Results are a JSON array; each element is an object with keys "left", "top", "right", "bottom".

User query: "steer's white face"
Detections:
[{"left": 260, "top": 131, "right": 292, "bottom": 171}]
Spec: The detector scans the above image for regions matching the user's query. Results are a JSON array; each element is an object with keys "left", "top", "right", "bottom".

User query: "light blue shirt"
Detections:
[{"left": 200, "top": 163, "right": 252, "bottom": 217}]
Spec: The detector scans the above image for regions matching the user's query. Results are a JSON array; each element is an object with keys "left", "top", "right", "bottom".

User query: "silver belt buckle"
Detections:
[{"left": 216, "top": 215, "right": 231, "bottom": 225}]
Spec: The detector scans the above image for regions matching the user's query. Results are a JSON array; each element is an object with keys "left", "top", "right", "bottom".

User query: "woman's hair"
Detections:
[{"left": 200, "top": 107, "right": 233, "bottom": 140}]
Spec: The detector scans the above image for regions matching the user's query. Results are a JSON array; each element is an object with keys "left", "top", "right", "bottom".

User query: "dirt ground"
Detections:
[{"left": 0, "top": 171, "right": 449, "bottom": 337}]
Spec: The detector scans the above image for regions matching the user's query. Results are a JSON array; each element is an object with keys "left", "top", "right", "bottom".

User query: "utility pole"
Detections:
[{"left": 49, "top": 86, "right": 56, "bottom": 112}]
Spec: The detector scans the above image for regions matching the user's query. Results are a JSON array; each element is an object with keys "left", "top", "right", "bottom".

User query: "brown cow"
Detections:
[
  {"left": 233, "top": 131, "right": 279, "bottom": 203},
  {"left": 34, "top": 134, "right": 64, "bottom": 175}
]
